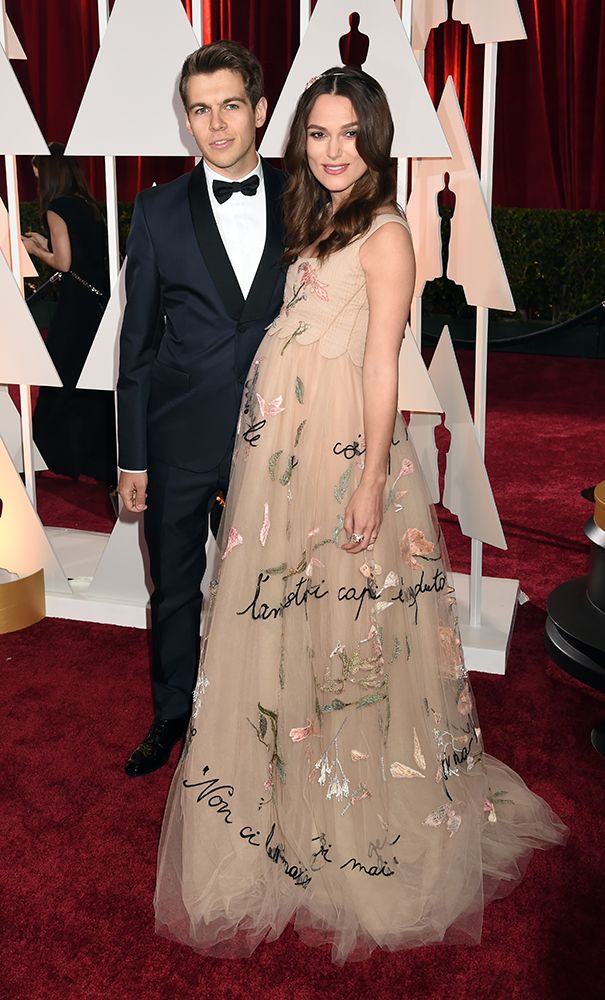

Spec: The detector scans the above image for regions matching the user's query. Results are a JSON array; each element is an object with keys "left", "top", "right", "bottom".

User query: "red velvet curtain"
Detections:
[{"left": 4, "top": 0, "right": 605, "bottom": 210}]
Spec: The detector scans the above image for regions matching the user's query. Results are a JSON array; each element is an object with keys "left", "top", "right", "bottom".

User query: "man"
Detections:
[{"left": 117, "top": 41, "right": 286, "bottom": 776}]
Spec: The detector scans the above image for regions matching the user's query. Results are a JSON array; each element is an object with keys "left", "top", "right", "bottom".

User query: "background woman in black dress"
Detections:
[{"left": 22, "top": 142, "right": 116, "bottom": 485}]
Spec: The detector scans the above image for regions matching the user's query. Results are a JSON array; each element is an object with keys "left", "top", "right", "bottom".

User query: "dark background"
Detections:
[{"left": 4, "top": 0, "right": 605, "bottom": 210}]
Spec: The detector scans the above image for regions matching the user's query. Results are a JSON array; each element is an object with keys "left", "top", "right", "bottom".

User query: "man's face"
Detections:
[{"left": 184, "top": 69, "right": 267, "bottom": 179}]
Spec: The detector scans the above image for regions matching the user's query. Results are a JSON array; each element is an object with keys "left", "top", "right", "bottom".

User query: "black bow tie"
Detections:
[{"left": 212, "top": 174, "right": 260, "bottom": 204}]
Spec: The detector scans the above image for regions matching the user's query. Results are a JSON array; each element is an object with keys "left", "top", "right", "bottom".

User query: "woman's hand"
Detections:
[
  {"left": 22, "top": 231, "right": 48, "bottom": 256},
  {"left": 341, "top": 478, "right": 384, "bottom": 554}
]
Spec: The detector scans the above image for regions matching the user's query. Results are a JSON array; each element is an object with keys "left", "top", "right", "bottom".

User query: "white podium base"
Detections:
[
  {"left": 44, "top": 527, "right": 150, "bottom": 628},
  {"left": 452, "top": 572, "right": 520, "bottom": 676}
]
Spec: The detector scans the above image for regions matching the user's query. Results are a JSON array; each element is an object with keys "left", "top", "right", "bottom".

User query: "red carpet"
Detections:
[{"left": 2, "top": 351, "right": 604, "bottom": 1000}]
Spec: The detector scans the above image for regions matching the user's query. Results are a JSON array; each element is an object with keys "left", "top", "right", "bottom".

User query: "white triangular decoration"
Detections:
[
  {"left": 411, "top": 0, "right": 447, "bottom": 51},
  {"left": 0, "top": 433, "right": 70, "bottom": 592},
  {"left": 260, "top": 0, "right": 450, "bottom": 158},
  {"left": 78, "top": 260, "right": 126, "bottom": 390},
  {"left": 0, "top": 44, "right": 48, "bottom": 154},
  {"left": 408, "top": 410, "right": 441, "bottom": 503},
  {"left": 0, "top": 196, "right": 37, "bottom": 277},
  {"left": 452, "top": 0, "right": 526, "bottom": 44},
  {"left": 0, "top": 250, "right": 61, "bottom": 387},
  {"left": 3, "top": 13, "right": 26, "bottom": 59},
  {"left": 398, "top": 326, "right": 442, "bottom": 413},
  {"left": 66, "top": 0, "right": 200, "bottom": 156},
  {"left": 407, "top": 78, "right": 514, "bottom": 310},
  {"left": 0, "top": 385, "right": 46, "bottom": 473},
  {"left": 86, "top": 514, "right": 150, "bottom": 603},
  {"left": 428, "top": 327, "right": 506, "bottom": 549}
]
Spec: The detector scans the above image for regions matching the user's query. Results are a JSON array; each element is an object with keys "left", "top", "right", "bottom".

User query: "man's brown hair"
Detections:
[{"left": 179, "top": 40, "right": 264, "bottom": 109}]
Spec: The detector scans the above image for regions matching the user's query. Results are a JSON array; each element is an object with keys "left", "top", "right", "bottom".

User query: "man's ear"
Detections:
[
  {"left": 184, "top": 111, "right": 193, "bottom": 136},
  {"left": 255, "top": 96, "right": 268, "bottom": 129}
]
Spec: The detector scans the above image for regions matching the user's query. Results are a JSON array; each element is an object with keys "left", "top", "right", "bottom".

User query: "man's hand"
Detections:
[{"left": 118, "top": 471, "right": 148, "bottom": 513}]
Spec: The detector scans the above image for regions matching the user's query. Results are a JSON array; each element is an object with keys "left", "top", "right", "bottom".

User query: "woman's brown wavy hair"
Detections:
[{"left": 282, "top": 66, "right": 399, "bottom": 264}]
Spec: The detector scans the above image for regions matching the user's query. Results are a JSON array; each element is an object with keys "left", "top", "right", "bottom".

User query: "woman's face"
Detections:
[{"left": 305, "top": 93, "right": 367, "bottom": 205}]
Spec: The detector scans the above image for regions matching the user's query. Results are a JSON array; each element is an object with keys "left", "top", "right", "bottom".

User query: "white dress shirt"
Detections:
[
  {"left": 119, "top": 156, "right": 267, "bottom": 475},
  {"left": 203, "top": 154, "right": 266, "bottom": 298}
]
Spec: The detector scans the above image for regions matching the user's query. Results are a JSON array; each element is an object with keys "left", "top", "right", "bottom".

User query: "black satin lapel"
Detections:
[
  {"left": 188, "top": 163, "right": 245, "bottom": 320},
  {"left": 241, "top": 161, "right": 285, "bottom": 323}
]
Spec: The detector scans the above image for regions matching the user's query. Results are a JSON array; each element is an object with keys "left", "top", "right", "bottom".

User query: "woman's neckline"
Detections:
[{"left": 297, "top": 211, "right": 404, "bottom": 261}]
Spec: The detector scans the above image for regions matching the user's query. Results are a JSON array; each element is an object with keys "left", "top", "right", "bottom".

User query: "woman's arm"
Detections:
[
  {"left": 22, "top": 210, "right": 72, "bottom": 272},
  {"left": 341, "top": 220, "right": 415, "bottom": 554}
]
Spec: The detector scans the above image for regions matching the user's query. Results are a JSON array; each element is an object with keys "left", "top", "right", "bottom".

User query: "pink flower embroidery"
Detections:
[
  {"left": 289, "top": 719, "right": 314, "bottom": 742},
  {"left": 259, "top": 502, "right": 270, "bottom": 546},
  {"left": 350, "top": 749, "right": 369, "bottom": 761},
  {"left": 297, "top": 261, "right": 329, "bottom": 301},
  {"left": 484, "top": 799, "right": 497, "bottom": 823},
  {"left": 305, "top": 557, "right": 324, "bottom": 579},
  {"left": 256, "top": 393, "right": 285, "bottom": 418},
  {"left": 457, "top": 683, "right": 472, "bottom": 715},
  {"left": 394, "top": 458, "right": 414, "bottom": 484},
  {"left": 439, "top": 626, "right": 463, "bottom": 670},
  {"left": 399, "top": 527, "right": 434, "bottom": 570},
  {"left": 222, "top": 527, "right": 243, "bottom": 560}
]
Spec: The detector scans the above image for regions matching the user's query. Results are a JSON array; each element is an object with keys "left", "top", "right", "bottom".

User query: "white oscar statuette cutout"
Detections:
[
  {"left": 2, "top": 12, "right": 25, "bottom": 59},
  {"left": 0, "top": 42, "right": 47, "bottom": 153},
  {"left": 66, "top": 0, "right": 200, "bottom": 156},
  {"left": 452, "top": 0, "right": 526, "bottom": 44},
  {"left": 407, "top": 77, "right": 514, "bottom": 311},
  {"left": 260, "top": 0, "right": 450, "bottom": 159},
  {"left": 0, "top": 433, "right": 70, "bottom": 593}
]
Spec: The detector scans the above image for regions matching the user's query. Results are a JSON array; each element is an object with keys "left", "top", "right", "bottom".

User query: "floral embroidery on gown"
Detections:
[{"left": 154, "top": 214, "right": 567, "bottom": 963}]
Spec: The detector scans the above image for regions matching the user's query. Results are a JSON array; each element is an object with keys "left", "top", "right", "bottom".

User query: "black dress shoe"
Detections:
[{"left": 124, "top": 717, "right": 188, "bottom": 777}]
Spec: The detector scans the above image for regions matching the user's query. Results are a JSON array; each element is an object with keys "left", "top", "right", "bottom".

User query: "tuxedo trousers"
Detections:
[{"left": 144, "top": 452, "right": 232, "bottom": 720}]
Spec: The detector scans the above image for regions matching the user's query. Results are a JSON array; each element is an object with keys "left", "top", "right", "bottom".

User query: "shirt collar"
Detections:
[{"left": 203, "top": 154, "right": 263, "bottom": 195}]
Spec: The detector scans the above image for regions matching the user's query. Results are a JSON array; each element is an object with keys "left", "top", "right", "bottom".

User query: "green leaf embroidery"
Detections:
[
  {"left": 334, "top": 466, "right": 352, "bottom": 504},
  {"left": 268, "top": 450, "right": 283, "bottom": 480},
  {"left": 322, "top": 698, "right": 347, "bottom": 712},
  {"left": 259, "top": 714, "right": 267, "bottom": 740},
  {"left": 295, "top": 376, "right": 304, "bottom": 404},
  {"left": 356, "top": 693, "right": 386, "bottom": 709},
  {"left": 280, "top": 455, "right": 296, "bottom": 486},
  {"left": 333, "top": 513, "right": 345, "bottom": 544},
  {"left": 383, "top": 486, "right": 395, "bottom": 513},
  {"left": 294, "top": 420, "right": 306, "bottom": 447},
  {"left": 275, "top": 757, "right": 287, "bottom": 783},
  {"left": 406, "top": 635, "right": 411, "bottom": 661},
  {"left": 264, "top": 562, "right": 287, "bottom": 575},
  {"left": 258, "top": 702, "right": 278, "bottom": 723},
  {"left": 279, "top": 648, "right": 285, "bottom": 690},
  {"left": 390, "top": 637, "right": 402, "bottom": 663}
]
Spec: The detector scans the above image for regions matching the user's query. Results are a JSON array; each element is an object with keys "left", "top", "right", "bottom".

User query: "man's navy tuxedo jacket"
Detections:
[{"left": 117, "top": 159, "right": 286, "bottom": 473}]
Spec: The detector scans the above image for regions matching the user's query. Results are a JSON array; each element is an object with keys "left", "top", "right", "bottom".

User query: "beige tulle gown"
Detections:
[{"left": 154, "top": 214, "right": 567, "bottom": 963}]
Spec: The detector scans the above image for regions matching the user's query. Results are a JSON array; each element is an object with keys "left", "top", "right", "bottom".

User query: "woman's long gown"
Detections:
[
  {"left": 32, "top": 195, "right": 116, "bottom": 484},
  {"left": 154, "top": 214, "right": 567, "bottom": 963}
]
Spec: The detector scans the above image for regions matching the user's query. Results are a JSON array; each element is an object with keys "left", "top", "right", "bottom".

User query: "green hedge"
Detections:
[{"left": 21, "top": 202, "right": 605, "bottom": 323}]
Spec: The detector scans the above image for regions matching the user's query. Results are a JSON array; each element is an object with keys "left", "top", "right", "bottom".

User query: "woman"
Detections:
[
  {"left": 23, "top": 142, "right": 116, "bottom": 485},
  {"left": 154, "top": 68, "right": 566, "bottom": 962}
]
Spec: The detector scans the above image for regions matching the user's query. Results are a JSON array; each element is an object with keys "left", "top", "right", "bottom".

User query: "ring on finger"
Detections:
[{"left": 351, "top": 531, "right": 364, "bottom": 543}]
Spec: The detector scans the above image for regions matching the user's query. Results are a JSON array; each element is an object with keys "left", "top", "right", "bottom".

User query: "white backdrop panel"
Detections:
[
  {"left": 260, "top": 0, "right": 450, "bottom": 158},
  {"left": 3, "top": 12, "right": 26, "bottom": 59},
  {"left": 0, "top": 249, "right": 61, "bottom": 386},
  {"left": 66, "top": 0, "right": 201, "bottom": 156},
  {"left": 411, "top": 0, "right": 447, "bottom": 51},
  {"left": 0, "top": 195, "right": 37, "bottom": 276},
  {"left": 398, "top": 325, "right": 442, "bottom": 412},
  {"left": 0, "top": 434, "right": 70, "bottom": 592},
  {"left": 428, "top": 327, "right": 506, "bottom": 549},
  {"left": 0, "top": 385, "right": 45, "bottom": 472},
  {"left": 78, "top": 259, "right": 126, "bottom": 390},
  {"left": 452, "top": 0, "right": 526, "bottom": 44},
  {"left": 0, "top": 44, "right": 47, "bottom": 153}
]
